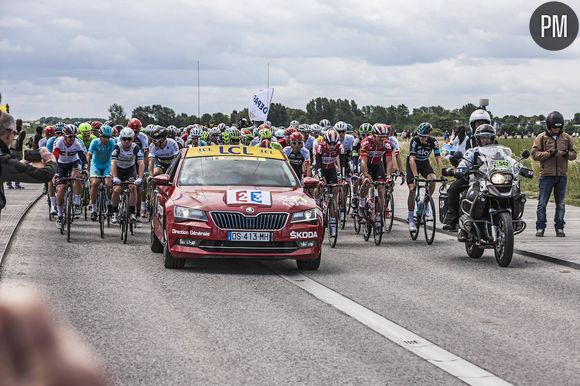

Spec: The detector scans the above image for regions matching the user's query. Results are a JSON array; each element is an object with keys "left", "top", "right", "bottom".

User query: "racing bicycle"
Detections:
[
  {"left": 56, "top": 177, "right": 83, "bottom": 243},
  {"left": 410, "top": 178, "right": 447, "bottom": 245},
  {"left": 117, "top": 179, "right": 137, "bottom": 244}
]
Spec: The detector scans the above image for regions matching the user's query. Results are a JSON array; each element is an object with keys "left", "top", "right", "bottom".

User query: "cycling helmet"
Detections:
[
  {"left": 120, "top": 127, "right": 135, "bottom": 139},
  {"left": 417, "top": 122, "right": 433, "bottom": 136},
  {"left": 217, "top": 123, "right": 227, "bottom": 131},
  {"left": 238, "top": 118, "right": 249, "bottom": 128},
  {"left": 128, "top": 118, "right": 142, "bottom": 130},
  {"left": 78, "top": 122, "right": 92, "bottom": 134},
  {"left": 91, "top": 121, "right": 103, "bottom": 130},
  {"left": 200, "top": 131, "right": 209, "bottom": 142},
  {"left": 298, "top": 124, "right": 310, "bottom": 134},
  {"left": 474, "top": 124, "right": 496, "bottom": 146},
  {"left": 325, "top": 129, "right": 340, "bottom": 144},
  {"left": 309, "top": 124, "right": 321, "bottom": 136},
  {"left": 62, "top": 125, "right": 75, "bottom": 136},
  {"left": 190, "top": 127, "right": 203, "bottom": 138},
  {"left": 208, "top": 127, "right": 220, "bottom": 136},
  {"left": 241, "top": 134, "right": 253, "bottom": 145},
  {"left": 359, "top": 123, "right": 372, "bottom": 135},
  {"left": 259, "top": 127, "right": 272, "bottom": 140},
  {"left": 469, "top": 109, "right": 491, "bottom": 130},
  {"left": 103, "top": 120, "right": 113, "bottom": 127},
  {"left": 55, "top": 122, "right": 65, "bottom": 132},
  {"left": 289, "top": 120, "right": 299, "bottom": 128},
  {"left": 334, "top": 121, "right": 348, "bottom": 132},
  {"left": 546, "top": 111, "right": 564, "bottom": 130},
  {"left": 44, "top": 126, "right": 55, "bottom": 136},
  {"left": 241, "top": 128, "right": 253, "bottom": 137},
  {"left": 289, "top": 132, "right": 304, "bottom": 142},
  {"left": 274, "top": 128, "right": 285, "bottom": 139},
  {"left": 284, "top": 127, "right": 298, "bottom": 136},
  {"left": 372, "top": 123, "right": 389, "bottom": 136},
  {"left": 346, "top": 123, "right": 353, "bottom": 133},
  {"left": 113, "top": 124, "right": 124, "bottom": 136},
  {"left": 150, "top": 127, "right": 168, "bottom": 141},
  {"left": 226, "top": 127, "right": 240, "bottom": 140},
  {"left": 100, "top": 125, "right": 113, "bottom": 138},
  {"left": 319, "top": 119, "right": 331, "bottom": 128},
  {"left": 259, "top": 139, "right": 271, "bottom": 148},
  {"left": 221, "top": 131, "right": 231, "bottom": 144}
]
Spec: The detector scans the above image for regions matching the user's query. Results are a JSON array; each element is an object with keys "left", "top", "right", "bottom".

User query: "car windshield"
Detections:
[{"left": 178, "top": 156, "right": 300, "bottom": 187}]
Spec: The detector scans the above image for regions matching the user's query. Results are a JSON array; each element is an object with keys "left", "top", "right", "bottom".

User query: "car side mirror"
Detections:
[
  {"left": 153, "top": 174, "right": 172, "bottom": 186},
  {"left": 521, "top": 150, "right": 530, "bottom": 159},
  {"left": 303, "top": 177, "right": 319, "bottom": 190}
]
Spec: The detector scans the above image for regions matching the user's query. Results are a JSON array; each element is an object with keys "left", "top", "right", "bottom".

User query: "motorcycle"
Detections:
[{"left": 441, "top": 146, "right": 534, "bottom": 267}]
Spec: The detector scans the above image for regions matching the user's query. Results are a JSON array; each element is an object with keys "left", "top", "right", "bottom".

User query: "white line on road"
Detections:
[{"left": 267, "top": 264, "right": 512, "bottom": 386}]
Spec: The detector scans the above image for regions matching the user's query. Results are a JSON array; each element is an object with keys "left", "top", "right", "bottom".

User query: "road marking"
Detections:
[{"left": 267, "top": 264, "right": 512, "bottom": 386}]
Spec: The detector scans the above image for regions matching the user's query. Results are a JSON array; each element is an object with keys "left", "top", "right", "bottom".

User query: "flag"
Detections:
[{"left": 249, "top": 88, "right": 274, "bottom": 122}]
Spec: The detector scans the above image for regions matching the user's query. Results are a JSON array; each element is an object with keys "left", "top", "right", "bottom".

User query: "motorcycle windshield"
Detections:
[{"left": 476, "top": 145, "right": 518, "bottom": 174}]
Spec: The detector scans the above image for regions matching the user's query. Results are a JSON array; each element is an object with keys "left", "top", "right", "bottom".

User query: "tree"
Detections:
[
  {"left": 108, "top": 103, "right": 127, "bottom": 125},
  {"left": 267, "top": 103, "right": 288, "bottom": 126},
  {"left": 574, "top": 113, "right": 580, "bottom": 124}
]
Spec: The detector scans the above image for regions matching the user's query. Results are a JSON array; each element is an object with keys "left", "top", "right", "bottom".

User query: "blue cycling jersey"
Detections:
[{"left": 88, "top": 138, "right": 116, "bottom": 168}]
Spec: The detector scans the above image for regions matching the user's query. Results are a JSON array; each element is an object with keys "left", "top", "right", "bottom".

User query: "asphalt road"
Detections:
[{"left": 1, "top": 200, "right": 579, "bottom": 385}]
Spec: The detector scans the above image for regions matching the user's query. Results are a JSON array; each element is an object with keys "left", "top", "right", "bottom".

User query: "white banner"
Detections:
[{"left": 249, "top": 88, "right": 274, "bottom": 122}]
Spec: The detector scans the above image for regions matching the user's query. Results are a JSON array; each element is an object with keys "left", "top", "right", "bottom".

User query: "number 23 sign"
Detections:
[{"left": 226, "top": 190, "right": 272, "bottom": 206}]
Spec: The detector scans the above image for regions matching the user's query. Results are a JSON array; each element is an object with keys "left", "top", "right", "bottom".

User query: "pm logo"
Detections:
[{"left": 530, "top": 2, "right": 578, "bottom": 50}]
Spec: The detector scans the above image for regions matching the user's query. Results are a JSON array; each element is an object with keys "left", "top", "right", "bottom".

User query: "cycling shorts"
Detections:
[
  {"left": 90, "top": 164, "right": 111, "bottom": 178},
  {"left": 368, "top": 163, "right": 386, "bottom": 182},
  {"left": 57, "top": 160, "right": 81, "bottom": 178},
  {"left": 406, "top": 159, "right": 434, "bottom": 185},
  {"left": 321, "top": 168, "right": 338, "bottom": 185}
]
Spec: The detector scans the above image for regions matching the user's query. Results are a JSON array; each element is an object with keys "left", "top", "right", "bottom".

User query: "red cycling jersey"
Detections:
[
  {"left": 359, "top": 136, "right": 392, "bottom": 165},
  {"left": 315, "top": 141, "right": 344, "bottom": 170}
]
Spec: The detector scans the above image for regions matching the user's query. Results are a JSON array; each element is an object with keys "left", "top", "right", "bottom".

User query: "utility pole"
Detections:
[
  {"left": 197, "top": 60, "right": 201, "bottom": 122},
  {"left": 267, "top": 63, "right": 270, "bottom": 90}
]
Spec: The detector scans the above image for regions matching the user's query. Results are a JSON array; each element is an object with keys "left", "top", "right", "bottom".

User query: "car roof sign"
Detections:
[{"left": 186, "top": 145, "right": 285, "bottom": 160}]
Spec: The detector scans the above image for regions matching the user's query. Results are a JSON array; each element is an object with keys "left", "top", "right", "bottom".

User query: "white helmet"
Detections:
[
  {"left": 289, "top": 120, "right": 299, "bottom": 128},
  {"left": 120, "top": 127, "right": 135, "bottom": 139},
  {"left": 469, "top": 109, "right": 491, "bottom": 130},
  {"left": 274, "top": 128, "right": 285, "bottom": 139}
]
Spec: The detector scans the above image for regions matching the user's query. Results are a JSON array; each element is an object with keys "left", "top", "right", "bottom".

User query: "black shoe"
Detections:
[
  {"left": 90, "top": 212, "right": 98, "bottom": 222},
  {"left": 457, "top": 230, "right": 468, "bottom": 242},
  {"left": 556, "top": 229, "right": 565, "bottom": 237},
  {"left": 535, "top": 229, "right": 544, "bottom": 237},
  {"left": 443, "top": 223, "right": 457, "bottom": 231}
]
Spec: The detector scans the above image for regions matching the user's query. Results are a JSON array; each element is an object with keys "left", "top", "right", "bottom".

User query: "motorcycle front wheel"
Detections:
[
  {"left": 465, "top": 241, "right": 485, "bottom": 259},
  {"left": 494, "top": 212, "right": 514, "bottom": 267}
]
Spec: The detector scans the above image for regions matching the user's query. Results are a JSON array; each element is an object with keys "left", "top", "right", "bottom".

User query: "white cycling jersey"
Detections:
[
  {"left": 340, "top": 134, "right": 355, "bottom": 151},
  {"left": 112, "top": 143, "right": 143, "bottom": 169},
  {"left": 53, "top": 137, "right": 86, "bottom": 164},
  {"left": 149, "top": 138, "right": 180, "bottom": 165}
]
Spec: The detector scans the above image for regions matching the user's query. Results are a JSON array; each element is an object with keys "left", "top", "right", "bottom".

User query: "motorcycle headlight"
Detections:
[
  {"left": 291, "top": 208, "right": 318, "bottom": 223},
  {"left": 490, "top": 172, "right": 513, "bottom": 185},
  {"left": 174, "top": 206, "right": 207, "bottom": 222}
]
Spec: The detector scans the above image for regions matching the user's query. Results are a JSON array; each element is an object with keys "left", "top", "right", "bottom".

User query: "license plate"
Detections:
[{"left": 227, "top": 231, "right": 272, "bottom": 242}]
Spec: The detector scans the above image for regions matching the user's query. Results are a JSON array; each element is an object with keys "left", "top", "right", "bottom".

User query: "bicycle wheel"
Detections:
[
  {"left": 83, "top": 185, "right": 89, "bottom": 221},
  {"left": 373, "top": 204, "right": 384, "bottom": 246},
  {"left": 423, "top": 197, "right": 436, "bottom": 245},
  {"left": 345, "top": 183, "right": 352, "bottom": 215},
  {"left": 122, "top": 193, "right": 130, "bottom": 244},
  {"left": 339, "top": 194, "right": 347, "bottom": 231},
  {"left": 409, "top": 213, "right": 420, "bottom": 241},
  {"left": 47, "top": 196, "right": 53, "bottom": 221},
  {"left": 66, "top": 191, "right": 73, "bottom": 243},
  {"left": 98, "top": 191, "right": 105, "bottom": 239},
  {"left": 326, "top": 200, "right": 338, "bottom": 248},
  {"left": 119, "top": 195, "right": 126, "bottom": 241},
  {"left": 353, "top": 209, "right": 361, "bottom": 234},
  {"left": 384, "top": 191, "right": 395, "bottom": 234},
  {"left": 363, "top": 207, "right": 372, "bottom": 242}
]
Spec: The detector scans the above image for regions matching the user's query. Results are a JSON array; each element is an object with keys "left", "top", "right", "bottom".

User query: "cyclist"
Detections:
[
  {"left": 38, "top": 125, "right": 55, "bottom": 148},
  {"left": 221, "top": 130, "right": 232, "bottom": 145},
  {"left": 280, "top": 127, "right": 297, "bottom": 148},
  {"left": 314, "top": 129, "right": 344, "bottom": 237},
  {"left": 283, "top": 132, "right": 311, "bottom": 180},
  {"left": 334, "top": 121, "right": 354, "bottom": 176},
  {"left": 186, "top": 127, "right": 207, "bottom": 147},
  {"left": 209, "top": 127, "right": 221, "bottom": 145},
  {"left": 87, "top": 125, "right": 115, "bottom": 221},
  {"left": 91, "top": 121, "right": 103, "bottom": 138},
  {"left": 53, "top": 125, "right": 88, "bottom": 227},
  {"left": 111, "top": 128, "right": 144, "bottom": 224},
  {"left": 127, "top": 118, "right": 149, "bottom": 222},
  {"left": 258, "top": 139, "right": 283, "bottom": 151},
  {"left": 406, "top": 122, "right": 443, "bottom": 232},
  {"left": 46, "top": 123, "right": 65, "bottom": 215},
  {"left": 226, "top": 127, "right": 241, "bottom": 145},
  {"left": 148, "top": 127, "right": 180, "bottom": 176},
  {"left": 358, "top": 124, "right": 393, "bottom": 221},
  {"left": 385, "top": 125, "right": 404, "bottom": 176},
  {"left": 289, "top": 120, "right": 300, "bottom": 128},
  {"left": 77, "top": 122, "right": 96, "bottom": 150},
  {"left": 319, "top": 119, "right": 331, "bottom": 129}
]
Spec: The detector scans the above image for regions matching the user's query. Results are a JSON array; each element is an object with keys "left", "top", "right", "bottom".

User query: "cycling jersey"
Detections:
[
  {"left": 359, "top": 136, "right": 392, "bottom": 165},
  {"left": 88, "top": 138, "right": 116, "bottom": 170},
  {"left": 46, "top": 135, "right": 60, "bottom": 152},
  {"left": 174, "top": 137, "right": 185, "bottom": 149},
  {"left": 133, "top": 132, "right": 149, "bottom": 152},
  {"left": 314, "top": 142, "right": 344, "bottom": 170},
  {"left": 38, "top": 137, "right": 48, "bottom": 148},
  {"left": 53, "top": 137, "right": 87, "bottom": 164},
  {"left": 112, "top": 143, "right": 143, "bottom": 170},
  {"left": 304, "top": 136, "right": 315, "bottom": 152},
  {"left": 149, "top": 138, "right": 180, "bottom": 166},
  {"left": 388, "top": 136, "right": 400, "bottom": 155},
  {"left": 186, "top": 139, "right": 208, "bottom": 147},
  {"left": 283, "top": 146, "right": 310, "bottom": 178},
  {"left": 340, "top": 134, "right": 355, "bottom": 152},
  {"left": 77, "top": 134, "right": 97, "bottom": 150},
  {"left": 408, "top": 135, "right": 440, "bottom": 162}
]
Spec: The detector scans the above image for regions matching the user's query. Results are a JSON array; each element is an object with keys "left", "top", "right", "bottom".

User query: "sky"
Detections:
[{"left": 1, "top": 0, "right": 580, "bottom": 120}]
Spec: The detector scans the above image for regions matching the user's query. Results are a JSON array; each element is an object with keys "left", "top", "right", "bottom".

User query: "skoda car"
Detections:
[{"left": 150, "top": 145, "right": 324, "bottom": 270}]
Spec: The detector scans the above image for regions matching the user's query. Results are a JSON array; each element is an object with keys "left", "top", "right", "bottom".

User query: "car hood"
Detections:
[{"left": 171, "top": 185, "right": 316, "bottom": 213}]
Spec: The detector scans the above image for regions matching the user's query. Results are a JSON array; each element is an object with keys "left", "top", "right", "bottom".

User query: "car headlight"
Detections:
[
  {"left": 291, "top": 208, "right": 318, "bottom": 223},
  {"left": 174, "top": 206, "right": 207, "bottom": 222},
  {"left": 490, "top": 172, "right": 513, "bottom": 185}
]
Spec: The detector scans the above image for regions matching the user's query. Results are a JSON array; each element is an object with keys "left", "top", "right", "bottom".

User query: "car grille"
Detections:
[
  {"left": 210, "top": 212, "right": 288, "bottom": 230},
  {"left": 198, "top": 240, "right": 298, "bottom": 254}
]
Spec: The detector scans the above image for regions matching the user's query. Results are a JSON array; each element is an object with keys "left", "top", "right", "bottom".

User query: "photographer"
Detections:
[
  {"left": 532, "top": 111, "right": 577, "bottom": 237},
  {"left": 0, "top": 112, "right": 57, "bottom": 216},
  {"left": 6, "top": 118, "right": 27, "bottom": 189}
]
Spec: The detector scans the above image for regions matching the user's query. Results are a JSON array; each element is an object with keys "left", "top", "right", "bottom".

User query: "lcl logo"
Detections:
[{"left": 530, "top": 2, "right": 578, "bottom": 50}]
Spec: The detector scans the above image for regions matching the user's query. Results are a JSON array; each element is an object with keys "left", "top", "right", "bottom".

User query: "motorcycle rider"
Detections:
[
  {"left": 443, "top": 124, "right": 497, "bottom": 240},
  {"left": 442, "top": 110, "right": 492, "bottom": 231}
]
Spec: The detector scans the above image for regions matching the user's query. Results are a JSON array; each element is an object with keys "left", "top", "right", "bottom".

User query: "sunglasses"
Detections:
[
  {"left": 65, "top": 135, "right": 75, "bottom": 139},
  {"left": 291, "top": 141, "right": 303, "bottom": 146},
  {"left": 121, "top": 137, "right": 132, "bottom": 142}
]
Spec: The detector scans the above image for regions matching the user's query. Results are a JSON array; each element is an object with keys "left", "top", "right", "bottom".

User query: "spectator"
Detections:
[
  {"left": 0, "top": 111, "right": 57, "bottom": 217},
  {"left": 6, "top": 118, "right": 27, "bottom": 189},
  {"left": 531, "top": 111, "right": 577, "bottom": 237},
  {"left": 450, "top": 125, "right": 471, "bottom": 155},
  {"left": 33, "top": 125, "right": 43, "bottom": 149}
]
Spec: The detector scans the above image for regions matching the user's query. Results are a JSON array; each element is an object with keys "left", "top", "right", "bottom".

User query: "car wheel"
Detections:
[
  {"left": 296, "top": 254, "right": 321, "bottom": 271},
  {"left": 163, "top": 229, "right": 185, "bottom": 269},
  {"left": 150, "top": 221, "right": 163, "bottom": 253}
]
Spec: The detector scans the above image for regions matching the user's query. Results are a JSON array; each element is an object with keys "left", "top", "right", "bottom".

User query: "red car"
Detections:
[{"left": 150, "top": 145, "right": 324, "bottom": 270}]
